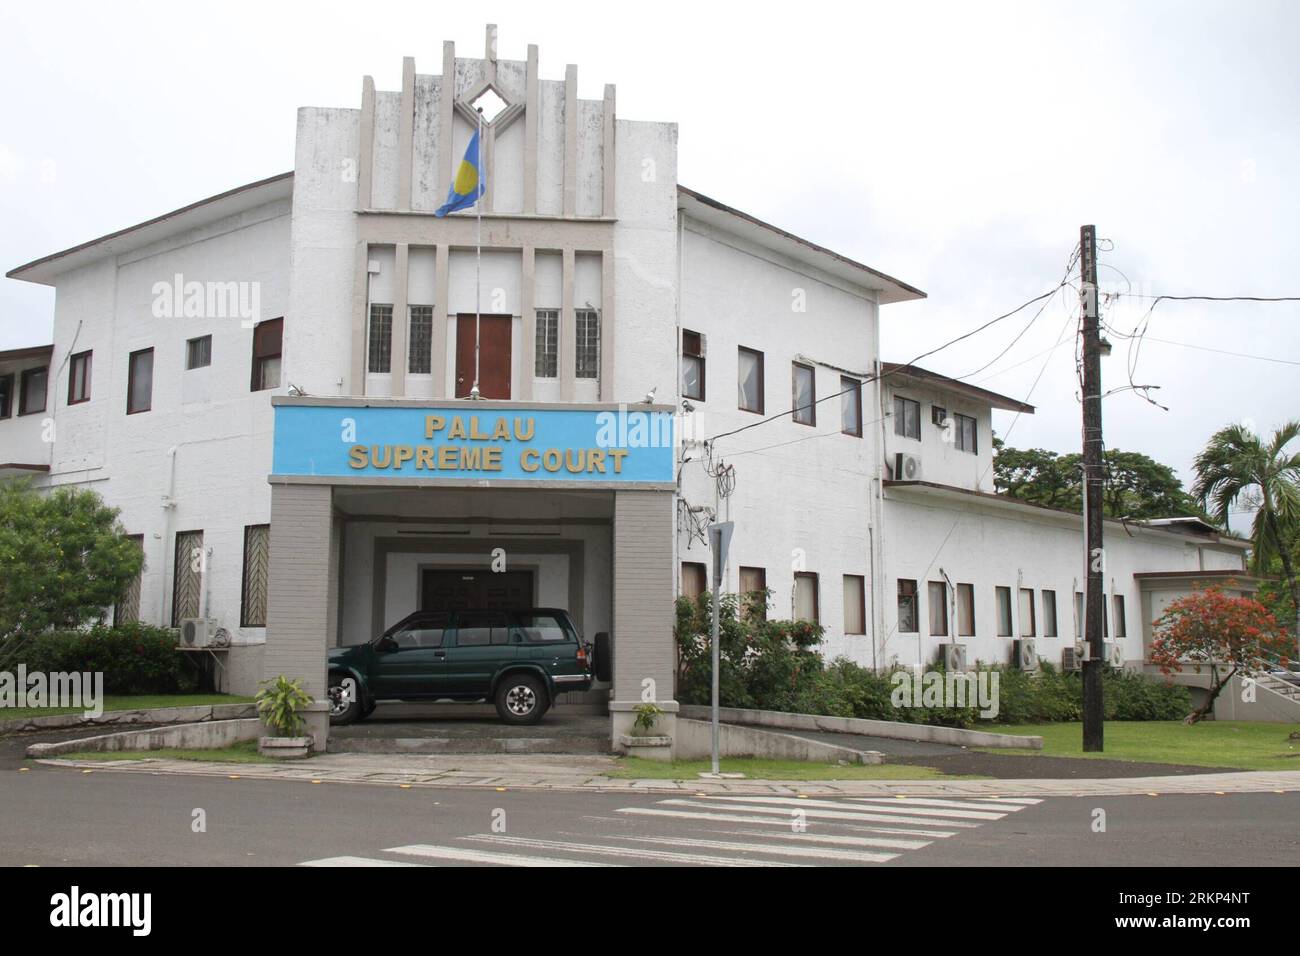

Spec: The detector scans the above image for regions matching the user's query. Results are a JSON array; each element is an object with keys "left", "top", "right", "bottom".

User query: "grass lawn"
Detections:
[
  {"left": 605, "top": 756, "right": 987, "bottom": 781},
  {"left": 49, "top": 739, "right": 279, "bottom": 765},
  {"left": 981, "top": 721, "right": 1300, "bottom": 771},
  {"left": 0, "top": 693, "right": 255, "bottom": 723}
]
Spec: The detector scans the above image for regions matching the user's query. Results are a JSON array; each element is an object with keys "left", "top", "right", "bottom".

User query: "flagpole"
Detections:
[{"left": 473, "top": 107, "right": 483, "bottom": 399}]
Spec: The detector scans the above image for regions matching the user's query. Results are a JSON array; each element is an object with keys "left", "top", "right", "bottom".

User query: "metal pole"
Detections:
[
  {"left": 474, "top": 108, "right": 483, "bottom": 396},
  {"left": 1080, "top": 224, "right": 1105, "bottom": 752}
]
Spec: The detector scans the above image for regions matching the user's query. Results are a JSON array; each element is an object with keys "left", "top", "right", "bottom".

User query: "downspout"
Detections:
[{"left": 159, "top": 445, "right": 179, "bottom": 625}]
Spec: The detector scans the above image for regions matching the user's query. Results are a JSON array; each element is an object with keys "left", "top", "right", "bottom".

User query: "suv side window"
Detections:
[
  {"left": 512, "top": 612, "right": 572, "bottom": 643},
  {"left": 389, "top": 613, "right": 449, "bottom": 650},
  {"left": 453, "top": 610, "right": 509, "bottom": 647}
]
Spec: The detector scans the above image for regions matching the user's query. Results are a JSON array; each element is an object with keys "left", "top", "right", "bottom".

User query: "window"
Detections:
[
  {"left": 252, "top": 317, "right": 283, "bottom": 390},
  {"left": 897, "top": 579, "right": 918, "bottom": 633},
  {"left": 127, "top": 349, "right": 153, "bottom": 414},
  {"left": 172, "top": 530, "right": 204, "bottom": 625},
  {"left": 367, "top": 304, "right": 392, "bottom": 374},
  {"left": 19, "top": 367, "right": 47, "bottom": 415},
  {"left": 575, "top": 308, "right": 600, "bottom": 379},
  {"left": 1074, "top": 591, "right": 1084, "bottom": 641},
  {"left": 0, "top": 374, "right": 12, "bottom": 418},
  {"left": 514, "top": 611, "right": 573, "bottom": 643},
  {"left": 844, "top": 575, "right": 866, "bottom": 634},
  {"left": 893, "top": 395, "right": 920, "bottom": 439},
  {"left": 794, "top": 572, "right": 819, "bottom": 623},
  {"left": 535, "top": 309, "right": 558, "bottom": 378},
  {"left": 681, "top": 562, "right": 707, "bottom": 602},
  {"left": 928, "top": 581, "right": 948, "bottom": 636},
  {"left": 792, "top": 362, "right": 816, "bottom": 426},
  {"left": 1103, "top": 593, "right": 1109, "bottom": 637},
  {"left": 738, "top": 346, "right": 764, "bottom": 413},
  {"left": 186, "top": 335, "right": 211, "bottom": 370},
  {"left": 1018, "top": 588, "right": 1036, "bottom": 637},
  {"left": 390, "top": 613, "right": 449, "bottom": 650},
  {"left": 67, "top": 351, "right": 92, "bottom": 405},
  {"left": 455, "top": 610, "right": 509, "bottom": 646},
  {"left": 114, "top": 535, "right": 145, "bottom": 625},
  {"left": 1042, "top": 590, "right": 1058, "bottom": 637},
  {"left": 931, "top": 405, "right": 947, "bottom": 426},
  {"left": 682, "top": 329, "right": 705, "bottom": 401},
  {"left": 954, "top": 412, "right": 978, "bottom": 453},
  {"left": 841, "top": 376, "right": 862, "bottom": 437},
  {"left": 408, "top": 306, "right": 433, "bottom": 374},
  {"left": 995, "top": 586, "right": 1013, "bottom": 637},
  {"left": 240, "top": 524, "right": 270, "bottom": 628},
  {"left": 956, "top": 583, "right": 975, "bottom": 636},
  {"left": 739, "top": 566, "right": 767, "bottom": 620},
  {"left": 1113, "top": 594, "right": 1126, "bottom": 638}
]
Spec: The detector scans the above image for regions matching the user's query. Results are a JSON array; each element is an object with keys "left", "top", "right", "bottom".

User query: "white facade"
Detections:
[{"left": 2, "top": 27, "right": 1251, "bottom": 700}]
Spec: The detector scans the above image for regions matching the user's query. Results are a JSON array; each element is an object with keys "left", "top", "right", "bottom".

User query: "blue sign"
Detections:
[{"left": 272, "top": 404, "right": 675, "bottom": 484}]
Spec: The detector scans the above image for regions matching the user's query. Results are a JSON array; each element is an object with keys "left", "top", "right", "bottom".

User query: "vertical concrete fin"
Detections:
[
  {"left": 485, "top": 23, "right": 498, "bottom": 78},
  {"left": 560, "top": 247, "right": 576, "bottom": 401},
  {"left": 563, "top": 64, "right": 578, "bottom": 218},
  {"left": 603, "top": 84, "right": 616, "bottom": 218},
  {"left": 440, "top": 41, "right": 456, "bottom": 199},
  {"left": 358, "top": 75, "right": 376, "bottom": 210},
  {"left": 432, "top": 243, "right": 450, "bottom": 397},
  {"left": 349, "top": 241, "right": 370, "bottom": 394},
  {"left": 600, "top": 250, "right": 615, "bottom": 401},
  {"left": 520, "top": 246, "right": 536, "bottom": 401},
  {"left": 524, "top": 44, "right": 539, "bottom": 215},
  {"left": 391, "top": 243, "right": 410, "bottom": 396},
  {"left": 398, "top": 57, "right": 416, "bottom": 211}
]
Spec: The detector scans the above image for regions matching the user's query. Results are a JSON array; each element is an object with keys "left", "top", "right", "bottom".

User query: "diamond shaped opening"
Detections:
[{"left": 470, "top": 87, "right": 509, "bottom": 123}]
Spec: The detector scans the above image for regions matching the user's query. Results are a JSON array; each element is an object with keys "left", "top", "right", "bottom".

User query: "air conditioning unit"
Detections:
[
  {"left": 1073, "top": 641, "right": 1092, "bottom": 663},
  {"left": 1106, "top": 641, "right": 1125, "bottom": 669},
  {"left": 942, "top": 643, "right": 967, "bottom": 672},
  {"left": 1061, "top": 645, "right": 1082, "bottom": 672},
  {"left": 894, "top": 452, "right": 923, "bottom": 481},
  {"left": 178, "top": 618, "right": 219, "bottom": 648},
  {"left": 1013, "top": 638, "right": 1038, "bottom": 671}
]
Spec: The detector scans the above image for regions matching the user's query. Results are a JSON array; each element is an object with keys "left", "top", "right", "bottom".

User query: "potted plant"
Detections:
[
  {"left": 255, "top": 675, "right": 314, "bottom": 759},
  {"left": 618, "top": 702, "right": 673, "bottom": 761}
]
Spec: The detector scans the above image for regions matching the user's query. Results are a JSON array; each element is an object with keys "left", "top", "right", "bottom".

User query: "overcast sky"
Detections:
[{"left": 2, "top": 0, "right": 1296, "bottom": 493}]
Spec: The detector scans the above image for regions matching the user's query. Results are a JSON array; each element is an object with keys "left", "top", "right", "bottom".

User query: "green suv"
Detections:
[{"left": 327, "top": 608, "right": 593, "bottom": 726}]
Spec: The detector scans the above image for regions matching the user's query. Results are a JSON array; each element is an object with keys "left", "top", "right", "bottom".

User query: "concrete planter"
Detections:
[
  {"left": 618, "top": 733, "right": 673, "bottom": 761},
  {"left": 258, "top": 736, "right": 313, "bottom": 759}
]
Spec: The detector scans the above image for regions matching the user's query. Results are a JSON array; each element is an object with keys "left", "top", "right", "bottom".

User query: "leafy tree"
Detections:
[
  {"left": 993, "top": 438, "right": 1200, "bottom": 519},
  {"left": 0, "top": 480, "right": 145, "bottom": 639},
  {"left": 1192, "top": 421, "right": 1300, "bottom": 637},
  {"left": 1148, "top": 587, "right": 1291, "bottom": 723}
]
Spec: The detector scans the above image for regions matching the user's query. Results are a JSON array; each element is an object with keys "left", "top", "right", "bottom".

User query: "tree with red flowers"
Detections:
[{"left": 1149, "top": 587, "right": 1293, "bottom": 723}]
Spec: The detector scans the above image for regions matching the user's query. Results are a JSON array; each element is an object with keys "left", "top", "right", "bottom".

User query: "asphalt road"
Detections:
[{"left": 2, "top": 760, "right": 1297, "bottom": 867}]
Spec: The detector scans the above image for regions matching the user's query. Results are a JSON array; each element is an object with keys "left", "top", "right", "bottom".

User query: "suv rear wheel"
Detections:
[{"left": 495, "top": 674, "right": 548, "bottom": 725}]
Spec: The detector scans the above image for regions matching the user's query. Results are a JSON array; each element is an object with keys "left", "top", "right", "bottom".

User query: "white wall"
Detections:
[{"left": 883, "top": 378, "right": 996, "bottom": 492}]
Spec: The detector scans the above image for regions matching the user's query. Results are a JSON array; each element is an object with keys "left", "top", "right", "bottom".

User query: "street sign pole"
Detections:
[{"left": 707, "top": 521, "right": 734, "bottom": 776}]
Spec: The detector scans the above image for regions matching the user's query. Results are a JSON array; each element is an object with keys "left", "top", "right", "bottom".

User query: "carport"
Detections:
[{"left": 261, "top": 397, "right": 678, "bottom": 753}]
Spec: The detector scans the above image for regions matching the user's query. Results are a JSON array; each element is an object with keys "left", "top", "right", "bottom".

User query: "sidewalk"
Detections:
[{"left": 33, "top": 752, "right": 1300, "bottom": 798}]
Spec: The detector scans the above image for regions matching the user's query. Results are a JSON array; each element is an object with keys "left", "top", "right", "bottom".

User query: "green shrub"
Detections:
[{"left": 0, "top": 623, "right": 196, "bottom": 694}]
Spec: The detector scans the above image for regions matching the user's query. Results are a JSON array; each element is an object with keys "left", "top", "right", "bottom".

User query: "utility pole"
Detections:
[{"left": 1080, "top": 224, "right": 1105, "bottom": 752}]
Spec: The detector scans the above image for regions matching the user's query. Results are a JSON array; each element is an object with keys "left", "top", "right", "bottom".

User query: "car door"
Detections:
[
  {"left": 442, "top": 610, "right": 512, "bottom": 697},
  {"left": 366, "top": 613, "right": 450, "bottom": 699}
]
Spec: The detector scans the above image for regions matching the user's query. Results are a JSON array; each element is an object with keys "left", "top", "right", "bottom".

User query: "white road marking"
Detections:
[
  {"left": 700, "top": 827, "right": 933, "bottom": 851},
  {"left": 621, "top": 834, "right": 898, "bottom": 864},
  {"left": 462, "top": 834, "right": 801, "bottom": 867},
  {"left": 385, "top": 844, "right": 617, "bottom": 867},
  {"left": 847, "top": 796, "right": 1031, "bottom": 812},
  {"left": 298, "top": 856, "right": 428, "bottom": 867},
  {"left": 611, "top": 806, "right": 961, "bottom": 837},
  {"left": 655, "top": 799, "right": 982, "bottom": 828},
  {"left": 707, "top": 795, "right": 1006, "bottom": 820}
]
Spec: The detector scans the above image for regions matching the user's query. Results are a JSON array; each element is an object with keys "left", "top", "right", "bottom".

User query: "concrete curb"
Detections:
[
  {"left": 677, "top": 705, "right": 1042, "bottom": 750},
  {"left": 29, "top": 755, "right": 1300, "bottom": 798},
  {"left": 675, "top": 718, "right": 883, "bottom": 764},
  {"left": 25, "top": 719, "right": 263, "bottom": 758},
  {"left": 1, "top": 702, "right": 257, "bottom": 734}
]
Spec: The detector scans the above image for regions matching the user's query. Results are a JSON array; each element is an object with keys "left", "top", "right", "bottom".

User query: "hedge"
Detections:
[{"left": 0, "top": 623, "right": 197, "bottom": 695}]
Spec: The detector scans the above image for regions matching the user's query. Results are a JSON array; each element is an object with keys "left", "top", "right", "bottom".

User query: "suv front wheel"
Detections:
[
  {"left": 495, "top": 674, "right": 548, "bottom": 725},
  {"left": 328, "top": 673, "right": 363, "bottom": 726}
]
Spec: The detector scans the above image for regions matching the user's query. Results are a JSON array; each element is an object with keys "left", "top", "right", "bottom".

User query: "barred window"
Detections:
[
  {"left": 575, "top": 309, "right": 599, "bottom": 379},
  {"left": 535, "top": 309, "right": 559, "bottom": 378},
  {"left": 241, "top": 524, "right": 270, "bottom": 628},
  {"left": 115, "top": 535, "right": 145, "bottom": 625},
  {"left": 368, "top": 304, "right": 393, "bottom": 374},
  {"left": 408, "top": 305, "right": 433, "bottom": 375},
  {"left": 172, "top": 530, "right": 204, "bottom": 625}
]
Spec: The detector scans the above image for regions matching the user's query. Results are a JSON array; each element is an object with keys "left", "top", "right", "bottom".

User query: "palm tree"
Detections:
[{"left": 1192, "top": 421, "right": 1300, "bottom": 640}]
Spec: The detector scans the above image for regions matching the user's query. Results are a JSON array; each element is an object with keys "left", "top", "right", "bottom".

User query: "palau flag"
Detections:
[{"left": 435, "top": 129, "right": 485, "bottom": 217}]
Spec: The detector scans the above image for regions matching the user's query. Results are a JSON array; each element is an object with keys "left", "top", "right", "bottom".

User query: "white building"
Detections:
[{"left": 1, "top": 27, "right": 1253, "bottom": 748}]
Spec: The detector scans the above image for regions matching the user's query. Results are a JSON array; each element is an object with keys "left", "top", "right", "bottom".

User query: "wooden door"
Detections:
[{"left": 455, "top": 314, "right": 512, "bottom": 399}]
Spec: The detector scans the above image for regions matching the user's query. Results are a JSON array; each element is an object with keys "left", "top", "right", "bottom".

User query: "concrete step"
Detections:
[{"left": 326, "top": 735, "right": 613, "bottom": 755}]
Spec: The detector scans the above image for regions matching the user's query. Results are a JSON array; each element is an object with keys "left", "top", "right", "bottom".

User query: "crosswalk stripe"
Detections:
[
  {"left": 621, "top": 834, "right": 898, "bottom": 864},
  {"left": 614, "top": 806, "right": 960, "bottom": 838},
  {"left": 707, "top": 795, "right": 1006, "bottom": 821},
  {"left": 700, "top": 827, "right": 933, "bottom": 851},
  {"left": 847, "top": 797, "right": 1029, "bottom": 812},
  {"left": 657, "top": 799, "right": 982, "bottom": 828},
  {"left": 983, "top": 797, "right": 1043, "bottom": 805},
  {"left": 386, "top": 844, "right": 618, "bottom": 867},
  {"left": 298, "top": 856, "right": 428, "bottom": 867},
  {"left": 462, "top": 834, "right": 802, "bottom": 867}
]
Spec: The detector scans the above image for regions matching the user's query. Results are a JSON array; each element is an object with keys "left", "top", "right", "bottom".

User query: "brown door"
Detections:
[
  {"left": 421, "top": 569, "right": 535, "bottom": 612},
  {"left": 455, "top": 314, "right": 512, "bottom": 399}
]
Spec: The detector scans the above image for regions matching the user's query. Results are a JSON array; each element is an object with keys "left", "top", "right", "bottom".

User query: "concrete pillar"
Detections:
[
  {"left": 262, "top": 482, "right": 333, "bottom": 750},
  {"left": 609, "top": 490, "right": 678, "bottom": 753}
]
